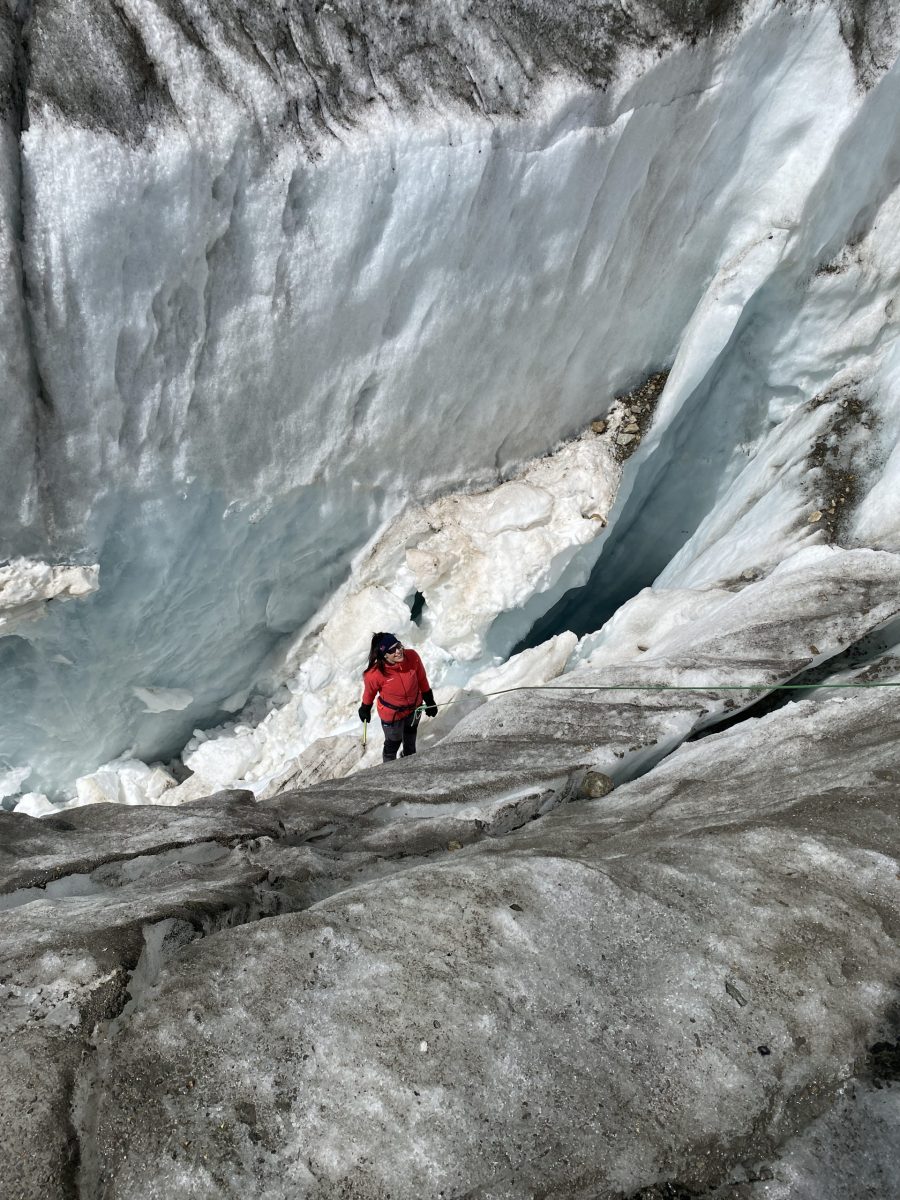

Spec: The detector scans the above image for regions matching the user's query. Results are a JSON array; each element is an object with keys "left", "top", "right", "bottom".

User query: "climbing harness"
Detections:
[{"left": 379, "top": 696, "right": 418, "bottom": 716}]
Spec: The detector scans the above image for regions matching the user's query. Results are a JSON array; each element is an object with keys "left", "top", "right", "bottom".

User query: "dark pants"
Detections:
[{"left": 381, "top": 711, "right": 420, "bottom": 762}]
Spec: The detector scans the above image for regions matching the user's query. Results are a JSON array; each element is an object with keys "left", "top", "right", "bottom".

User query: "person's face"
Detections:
[{"left": 385, "top": 644, "right": 404, "bottom": 663}]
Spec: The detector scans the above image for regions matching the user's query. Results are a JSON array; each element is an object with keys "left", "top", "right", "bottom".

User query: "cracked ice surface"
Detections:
[
  {"left": 6, "top": 651, "right": 899, "bottom": 1199},
  {"left": 6, "top": 1, "right": 900, "bottom": 803},
  {"left": 4, "top": 540, "right": 900, "bottom": 1196}
]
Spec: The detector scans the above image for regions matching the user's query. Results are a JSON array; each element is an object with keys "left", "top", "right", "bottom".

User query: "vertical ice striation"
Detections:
[
  {"left": 2, "top": 1, "right": 900, "bottom": 802},
  {"left": 0, "top": 5, "right": 43, "bottom": 551}
]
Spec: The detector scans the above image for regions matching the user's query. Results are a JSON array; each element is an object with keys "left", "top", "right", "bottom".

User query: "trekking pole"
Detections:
[{"left": 362, "top": 720, "right": 368, "bottom": 748}]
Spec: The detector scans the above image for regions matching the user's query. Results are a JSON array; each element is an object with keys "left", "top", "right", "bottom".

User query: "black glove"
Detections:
[
  {"left": 422, "top": 689, "right": 438, "bottom": 718},
  {"left": 358, "top": 703, "right": 372, "bottom": 723}
]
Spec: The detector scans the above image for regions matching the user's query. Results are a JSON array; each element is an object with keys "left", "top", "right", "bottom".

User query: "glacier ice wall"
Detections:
[{"left": 2, "top": 0, "right": 900, "bottom": 799}]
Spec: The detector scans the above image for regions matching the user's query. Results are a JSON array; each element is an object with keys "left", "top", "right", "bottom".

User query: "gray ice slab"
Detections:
[
  {"left": 0, "top": 790, "right": 275, "bottom": 894},
  {"left": 3, "top": 548, "right": 900, "bottom": 1198},
  {"left": 80, "top": 685, "right": 900, "bottom": 1199}
]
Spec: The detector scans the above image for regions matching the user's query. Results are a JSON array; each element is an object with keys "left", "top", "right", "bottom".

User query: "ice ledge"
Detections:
[{"left": 0, "top": 557, "right": 99, "bottom": 637}]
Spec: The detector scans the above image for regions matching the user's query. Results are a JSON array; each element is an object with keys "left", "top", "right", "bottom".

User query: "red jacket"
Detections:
[{"left": 362, "top": 649, "right": 430, "bottom": 723}]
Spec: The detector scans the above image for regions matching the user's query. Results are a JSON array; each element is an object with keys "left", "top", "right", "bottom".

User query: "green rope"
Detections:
[{"left": 412, "top": 678, "right": 900, "bottom": 714}]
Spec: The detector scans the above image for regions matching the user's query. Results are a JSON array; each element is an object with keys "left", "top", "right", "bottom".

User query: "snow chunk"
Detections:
[
  {"left": 468, "top": 632, "right": 577, "bottom": 695},
  {"left": 479, "top": 483, "right": 554, "bottom": 535},
  {"left": 319, "top": 588, "right": 416, "bottom": 672},
  {"left": 74, "top": 759, "right": 177, "bottom": 807},
  {"left": 182, "top": 731, "right": 260, "bottom": 790},
  {"left": 132, "top": 686, "right": 195, "bottom": 713},
  {"left": 0, "top": 559, "right": 99, "bottom": 636},
  {"left": 12, "top": 792, "right": 57, "bottom": 818}
]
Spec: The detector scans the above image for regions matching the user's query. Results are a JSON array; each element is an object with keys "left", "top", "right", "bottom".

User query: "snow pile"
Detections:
[
  {"left": 149, "top": 423, "right": 621, "bottom": 801},
  {"left": 0, "top": 559, "right": 98, "bottom": 636},
  {"left": 73, "top": 760, "right": 178, "bottom": 809}
]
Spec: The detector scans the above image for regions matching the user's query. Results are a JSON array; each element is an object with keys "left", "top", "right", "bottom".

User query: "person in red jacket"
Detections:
[{"left": 358, "top": 632, "right": 438, "bottom": 762}]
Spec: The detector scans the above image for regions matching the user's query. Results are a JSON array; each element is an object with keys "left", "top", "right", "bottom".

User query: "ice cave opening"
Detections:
[{"left": 510, "top": 350, "right": 765, "bottom": 654}]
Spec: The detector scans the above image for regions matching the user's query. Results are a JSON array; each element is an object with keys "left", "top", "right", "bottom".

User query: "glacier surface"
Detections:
[
  {"left": 4, "top": 542, "right": 900, "bottom": 1198},
  {"left": 3, "top": 0, "right": 900, "bottom": 804},
  {"left": 5, "top": 2, "right": 900, "bottom": 1196}
]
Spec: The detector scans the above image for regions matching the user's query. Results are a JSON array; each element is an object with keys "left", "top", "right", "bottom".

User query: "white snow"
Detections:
[
  {"left": 132, "top": 687, "right": 195, "bottom": 714},
  {"left": 0, "top": 559, "right": 99, "bottom": 636},
  {"left": 73, "top": 759, "right": 177, "bottom": 808},
  {"left": 11, "top": 792, "right": 58, "bottom": 818}
]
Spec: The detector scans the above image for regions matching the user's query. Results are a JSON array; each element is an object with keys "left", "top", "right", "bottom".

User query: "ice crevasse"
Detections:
[{"left": 2, "top": 0, "right": 900, "bottom": 808}]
